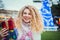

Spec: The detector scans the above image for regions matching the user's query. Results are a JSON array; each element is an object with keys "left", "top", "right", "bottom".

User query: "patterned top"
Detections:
[{"left": 17, "top": 22, "right": 41, "bottom": 40}]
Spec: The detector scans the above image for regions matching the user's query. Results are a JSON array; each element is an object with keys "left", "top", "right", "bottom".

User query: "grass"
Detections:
[{"left": 41, "top": 31, "right": 60, "bottom": 40}]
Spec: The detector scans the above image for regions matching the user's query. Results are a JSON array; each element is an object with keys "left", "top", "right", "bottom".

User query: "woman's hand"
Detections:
[{"left": 0, "top": 28, "right": 9, "bottom": 38}]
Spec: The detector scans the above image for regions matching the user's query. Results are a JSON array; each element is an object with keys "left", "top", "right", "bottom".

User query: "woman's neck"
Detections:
[{"left": 22, "top": 21, "right": 30, "bottom": 26}]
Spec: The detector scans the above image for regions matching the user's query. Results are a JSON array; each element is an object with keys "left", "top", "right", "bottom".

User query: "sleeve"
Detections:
[
  {"left": 14, "top": 28, "right": 18, "bottom": 40},
  {"left": 16, "top": 29, "right": 23, "bottom": 40},
  {"left": 14, "top": 28, "right": 18, "bottom": 36}
]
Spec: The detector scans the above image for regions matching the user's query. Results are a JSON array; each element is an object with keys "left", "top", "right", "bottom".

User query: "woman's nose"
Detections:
[{"left": 25, "top": 14, "right": 29, "bottom": 16}]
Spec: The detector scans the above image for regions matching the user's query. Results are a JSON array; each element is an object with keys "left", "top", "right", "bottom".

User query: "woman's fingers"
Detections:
[
  {"left": 1, "top": 28, "right": 8, "bottom": 33},
  {"left": 0, "top": 28, "right": 9, "bottom": 38},
  {"left": 2, "top": 31, "right": 8, "bottom": 35},
  {"left": 3, "top": 33, "right": 9, "bottom": 37},
  {"left": 1, "top": 33, "right": 9, "bottom": 38}
]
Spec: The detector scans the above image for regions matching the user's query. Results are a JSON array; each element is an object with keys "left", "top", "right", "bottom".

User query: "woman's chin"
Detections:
[{"left": 24, "top": 20, "right": 30, "bottom": 23}]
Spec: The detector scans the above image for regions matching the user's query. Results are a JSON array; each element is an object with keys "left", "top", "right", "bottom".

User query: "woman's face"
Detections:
[{"left": 22, "top": 8, "right": 32, "bottom": 23}]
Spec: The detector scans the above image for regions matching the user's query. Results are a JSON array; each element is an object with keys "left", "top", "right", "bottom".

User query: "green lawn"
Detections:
[{"left": 41, "top": 31, "right": 60, "bottom": 40}]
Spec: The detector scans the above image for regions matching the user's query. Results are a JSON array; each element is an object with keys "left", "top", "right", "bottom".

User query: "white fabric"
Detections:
[
  {"left": 17, "top": 22, "right": 41, "bottom": 40},
  {"left": 32, "top": 32, "right": 41, "bottom": 40}
]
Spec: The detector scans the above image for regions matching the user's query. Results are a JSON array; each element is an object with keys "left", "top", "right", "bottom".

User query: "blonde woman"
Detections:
[{"left": 16, "top": 5, "right": 44, "bottom": 40}]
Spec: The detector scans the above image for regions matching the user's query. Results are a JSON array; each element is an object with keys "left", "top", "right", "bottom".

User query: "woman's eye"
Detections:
[
  {"left": 29, "top": 13, "right": 31, "bottom": 15},
  {"left": 24, "top": 12, "right": 27, "bottom": 14}
]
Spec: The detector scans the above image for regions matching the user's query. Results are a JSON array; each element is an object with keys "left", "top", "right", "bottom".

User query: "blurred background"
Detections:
[{"left": 0, "top": 0, "right": 60, "bottom": 40}]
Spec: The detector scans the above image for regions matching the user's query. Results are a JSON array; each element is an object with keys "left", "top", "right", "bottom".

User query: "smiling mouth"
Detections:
[
  {"left": 24, "top": 17, "right": 30, "bottom": 20},
  {"left": 25, "top": 18, "right": 29, "bottom": 20},
  {"left": 22, "top": 19, "right": 30, "bottom": 23}
]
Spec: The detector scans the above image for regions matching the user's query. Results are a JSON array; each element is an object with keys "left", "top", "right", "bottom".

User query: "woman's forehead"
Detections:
[{"left": 23, "top": 8, "right": 30, "bottom": 12}]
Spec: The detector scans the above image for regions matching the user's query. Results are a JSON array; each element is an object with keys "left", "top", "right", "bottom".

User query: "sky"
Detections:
[{"left": 2, "top": 0, "right": 42, "bottom": 11}]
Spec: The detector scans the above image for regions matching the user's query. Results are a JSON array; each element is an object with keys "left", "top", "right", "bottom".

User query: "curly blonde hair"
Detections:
[{"left": 16, "top": 5, "right": 44, "bottom": 32}]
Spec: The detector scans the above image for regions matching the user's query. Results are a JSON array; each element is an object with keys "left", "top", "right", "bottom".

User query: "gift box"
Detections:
[{"left": 1, "top": 18, "right": 17, "bottom": 40}]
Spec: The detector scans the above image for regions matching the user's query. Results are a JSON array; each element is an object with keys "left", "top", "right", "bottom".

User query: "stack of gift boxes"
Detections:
[{"left": 0, "top": 17, "right": 17, "bottom": 40}]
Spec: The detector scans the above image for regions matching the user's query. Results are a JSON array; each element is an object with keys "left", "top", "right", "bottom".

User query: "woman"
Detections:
[{"left": 16, "top": 5, "right": 44, "bottom": 40}]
